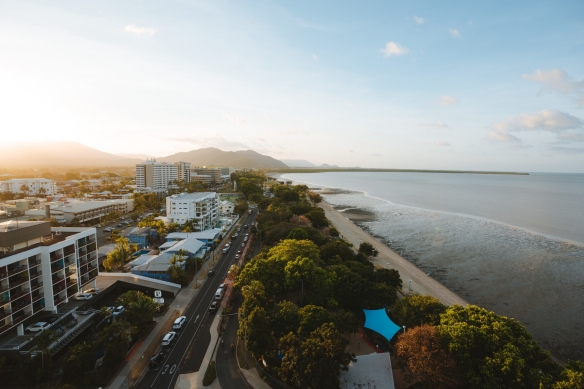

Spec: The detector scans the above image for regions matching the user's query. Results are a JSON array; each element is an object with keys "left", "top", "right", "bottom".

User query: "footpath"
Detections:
[{"left": 319, "top": 201, "right": 468, "bottom": 307}]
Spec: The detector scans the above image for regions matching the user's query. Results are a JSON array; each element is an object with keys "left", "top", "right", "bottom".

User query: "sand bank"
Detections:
[{"left": 319, "top": 200, "right": 468, "bottom": 307}]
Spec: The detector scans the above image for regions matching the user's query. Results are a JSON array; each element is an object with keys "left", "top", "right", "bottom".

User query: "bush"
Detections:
[{"left": 202, "top": 361, "right": 217, "bottom": 386}]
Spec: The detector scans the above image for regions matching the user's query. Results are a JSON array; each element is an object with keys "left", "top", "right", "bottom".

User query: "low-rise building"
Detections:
[
  {"left": 127, "top": 227, "right": 158, "bottom": 248},
  {"left": 49, "top": 199, "right": 134, "bottom": 225},
  {"left": 166, "top": 192, "right": 219, "bottom": 230},
  {"left": 0, "top": 179, "right": 56, "bottom": 196},
  {"left": 164, "top": 228, "right": 223, "bottom": 248},
  {"left": 190, "top": 167, "right": 222, "bottom": 184},
  {"left": 0, "top": 221, "right": 98, "bottom": 335},
  {"left": 219, "top": 200, "right": 235, "bottom": 215}
]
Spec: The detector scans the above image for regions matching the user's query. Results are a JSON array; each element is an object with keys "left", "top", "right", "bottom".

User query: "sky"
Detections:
[{"left": 1, "top": 1, "right": 584, "bottom": 172}]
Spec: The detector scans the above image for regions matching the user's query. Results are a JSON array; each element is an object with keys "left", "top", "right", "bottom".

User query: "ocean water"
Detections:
[{"left": 281, "top": 172, "right": 584, "bottom": 362}]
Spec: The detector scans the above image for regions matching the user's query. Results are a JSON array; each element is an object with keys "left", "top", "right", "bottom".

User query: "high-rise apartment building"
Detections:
[
  {"left": 0, "top": 221, "right": 98, "bottom": 335},
  {"left": 136, "top": 160, "right": 191, "bottom": 191}
]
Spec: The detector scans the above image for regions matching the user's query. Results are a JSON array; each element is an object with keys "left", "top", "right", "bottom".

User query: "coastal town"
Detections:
[{"left": 0, "top": 160, "right": 581, "bottom": 389}]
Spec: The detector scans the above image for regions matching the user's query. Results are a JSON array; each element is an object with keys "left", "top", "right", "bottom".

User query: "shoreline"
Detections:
[
  {"left": 317, "top": 200, "right": 468, "bottom": 307},
  {"left": 279, "top": 174, "right": 584, "bottom": 248}
]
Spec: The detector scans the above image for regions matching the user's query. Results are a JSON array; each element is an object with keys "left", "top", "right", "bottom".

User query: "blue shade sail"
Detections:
[{"left": 363, "top": 309, "right": 401, "bottom": 342}]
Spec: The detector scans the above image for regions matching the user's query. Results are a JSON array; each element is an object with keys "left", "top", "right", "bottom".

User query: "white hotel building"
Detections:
[
  {"left": 166, "top": 192, "right": 219, "bottom": 230},
  {"left": 0, "top": 221, "right": 98, "bottom": 335},
  {"left": 0, "top": 179, "right": 56, "bottom": 196}
]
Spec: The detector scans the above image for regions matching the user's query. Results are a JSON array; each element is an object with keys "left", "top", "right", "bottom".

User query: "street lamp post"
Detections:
[
  {"left": 402, "top": 325, "right": 406, "bottom": 333},
  {"left": 408, "top": 279, "right": 412, "bottom": 295}
]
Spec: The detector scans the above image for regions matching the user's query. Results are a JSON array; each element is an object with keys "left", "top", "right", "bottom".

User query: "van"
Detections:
[{"left": 214, "top": 288, "right": 225, "bottom": 300}]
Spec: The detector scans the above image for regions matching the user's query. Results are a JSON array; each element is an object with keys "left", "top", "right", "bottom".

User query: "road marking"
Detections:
[
  {"left": 194, "top": 314, "right": 199, "bottom": 323},
  {"left": 170, "top": 364, "right": 177, "bottom": 374},
  {"left": 160, "top": 365, "right": 169, "bottom": 375}
]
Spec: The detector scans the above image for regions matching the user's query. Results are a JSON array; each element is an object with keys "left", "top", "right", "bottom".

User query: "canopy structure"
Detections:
[{"left": 363, "top": 309, "right": 401, "bottom": 342}]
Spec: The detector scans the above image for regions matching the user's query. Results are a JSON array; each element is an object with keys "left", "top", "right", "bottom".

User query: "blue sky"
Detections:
[{"left": 1, "top": 0, "right": 583, "bottom": 172}]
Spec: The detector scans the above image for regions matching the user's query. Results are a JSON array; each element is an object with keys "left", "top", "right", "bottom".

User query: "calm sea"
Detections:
[{"left": 281, "top": 171, "right": 584, "bottom": 362}]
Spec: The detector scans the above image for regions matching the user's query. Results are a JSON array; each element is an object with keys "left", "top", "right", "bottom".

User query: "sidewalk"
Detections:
[{"left": 319, "top": 201, "right": 467, "bottom": 307}]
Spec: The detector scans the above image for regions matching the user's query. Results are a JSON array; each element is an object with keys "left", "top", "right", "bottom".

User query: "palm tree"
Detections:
[
  {"left": 38, "top": 187, "right": 46, "bottom": 197},
  {"left": 19, "top": 184, "right": 28, "bottom": 198}
]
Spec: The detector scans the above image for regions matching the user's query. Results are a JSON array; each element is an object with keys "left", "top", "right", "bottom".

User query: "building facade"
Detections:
[
  {"left": 166, "top": 192, "right": 219, "bottom": 230},
  {"left": 175, "top": 162, "right": 191, "bottom": 183},
  {"left": 220, "top": 200, "right": 235, "bottom": 215},
  {"left": 50, "top": 199, "right": 134, "bottom": 224},
  {"left": 0, "top": 179, "right": 56, "bottom": 196},
  {"left": 190, "top": 167, "right": 222, "bottom": 184},
  {"left": 0, "top": 221, "right": 98, "bottom": 335}
]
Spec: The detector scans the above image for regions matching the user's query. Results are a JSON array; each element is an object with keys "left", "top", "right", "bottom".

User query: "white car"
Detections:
[
  {"left": 112, "top": 306, "right": 125, "bottom": 317},
  {"left": 162, "top": 332, "right": 176, "bottom": 346},
  {"left": 84, "top": 288, "right": 102, "bottom": 294},
  {"left": 219, "top": 283, "right": 226, "bottom": 289},
  {"left": 75, "top": 293, "right": 93, "bottom": 301},
  {"left": 173, "top": 316, "right": 187, "bottom": 330},
  {"left": 26, "top": 322, "right": 50, "bottom": 332}
]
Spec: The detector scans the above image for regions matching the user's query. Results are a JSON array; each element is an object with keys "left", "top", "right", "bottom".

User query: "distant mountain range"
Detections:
[
  {"left": 159, "top": 148, "right": 288, "bottom": 169},
  {"left": 281, "top": 159, "right": 339, "bottom": 168},
  {"left": 0, "top": 142, "right": 288, "bottom": 169},
  {"left": 0, "top": 141, "right": 143, "bottom": 167}
]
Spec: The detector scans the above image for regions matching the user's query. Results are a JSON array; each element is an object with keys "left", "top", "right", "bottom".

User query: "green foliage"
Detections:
[
  {"left": 62, "top": 341, "right": 97, "bottom": 386},
  {"left": 553, "top": 361, "right": 584, "bottom": 389},
  {"left": 438, "top": 305, "right": 559, "bottom": 389},
  {"left": 116, "top": 290, "right": 158, "bottom": 336},
  {"left": 375, "top": 268, "right": 403, "bottom": 289},
  {"left": 202, "top": 361, "right": 217, "bottom": 386},
  {"left": 234, "top": 200, "right": 249, "bottom": 215},
  {"left": 272, "top": 301, "right": 301, "bottom": 339},
  {"left": 392, "top": 295, "right": 446, "bottom": 328},
  {"left": 133, "top": 192, "right": 162, "bottom": 212},
  {"left": 287, "top": 228, "right": 308, "bottom": 240},
  {"left": 358, "top": 242, "right": 374, "bottom": 256},
  {"left": 320, "top": 240, "right": 355, "bottom": 263},
  {"left": 307, "top": 191, "right": 323, "bottom": 204},
  {"left": 103, "top": 237, "right": 137, "bottom": 272},
  {"left": 279, "top": 323, "right": 355, "bottom": 389},
  {"left": 289, "top": 201, "right": 312, "bottom": 215},
  {"left": 241, "top": 306, "right": 273, "bottom": 357},
  {"left": 305, "top": 207, "right": 329, "bottom": 228},
  {"left": 298, "top": 305, "right": 334, "bottom": 337}
]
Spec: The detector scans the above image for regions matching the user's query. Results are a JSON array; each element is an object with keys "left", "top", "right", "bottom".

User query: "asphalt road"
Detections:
[{"left": 136, "top": 211, "right": 257, "bottom": 389}]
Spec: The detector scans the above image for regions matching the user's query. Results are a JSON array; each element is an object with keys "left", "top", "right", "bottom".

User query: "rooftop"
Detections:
[
  {"left": 168, "top": 192, "right": 217, "bottom": 201},
  {"left": 166, "top": 228, "right": 223, "bottom": 241},
  {"left": 52, "top": 199, "right": 130, "bottom": 213}
]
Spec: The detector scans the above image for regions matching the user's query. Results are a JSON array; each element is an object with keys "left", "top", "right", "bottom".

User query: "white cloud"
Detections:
[
  {"left": 487, "top": 109, "right": 584, "bottom": 143},
  {"left": 380, "top": 41, "right": 408, "bottom": 57},
  {"left": 448, "top": 28, "right": 461, "bottom": 39},
  {"left": 312, "top": 53, "right": 319, "bottom": 61},
  {"left": 413, "top": 16, "right": 425, "bottom": 25},
  {"left": 434, "top": 140, "right": 451, "bottom": 147},
  {"left": 548, "top": 146, "right": 584, "bottom": 155},
  {"left": 223, "top": 114, "right": 247, "bottom": 125},
  {"left": 422, "top": 120, "right": 450, "bottom": 129},
  {"left": 438, "top": 95, "right": 459, "bottom": 106},
  {"left": 123, "top": 24, "right": 157, "bottom": 37},
  {"left": 522, "top": 69, "right": 584, "bottom": 106}
]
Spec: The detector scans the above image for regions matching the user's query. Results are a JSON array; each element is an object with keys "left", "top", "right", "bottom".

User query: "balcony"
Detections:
[
  {"left": 78, "top": 250, "right": 87, "bottom": 257},
  {"left": 28, "top": 259, "right": 40, "bottom": 268},
  {"left": 0, "top": 309, "right": 12, "bottom": 321},
  {"left": 50, "top": 254, "right": 63, "bottom": 263},
  {"left": 31, "top": 282, "right": 43, "bottom": 291},
  {"left": 6, "top": 288, "right": 30, "bottom": 302},
  {"left": 63, "top": 246, "right": 75, "bottom": 256},
  {"left": 52, "top": 275, "right": 64, "bottom": 285},
  {"left": 66, "top": 279, "right": 76, "bottom": 288},
  {"left": 53, "top": 295, "right": 66, "bottom": 306},
  {"left": 30, "top": 271, "right": 42, "bottom": 280},
  {"left": 31, "top": 292, "right": 44, "bottom": 303},
  {"left": 51, "top": 264, "right": 64, "bottom": 274},
  {"left": 65, "top": 268, "right": 76, "bottom": 277},
  {"left": 8, "top": 278, "right": 29, "bottom": 290},
  {"left": 0, "top": 265, "right": 29, "bottom": 279}
]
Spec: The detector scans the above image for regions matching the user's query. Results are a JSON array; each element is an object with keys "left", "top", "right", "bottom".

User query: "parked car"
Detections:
[
  {"left": 26, "top": 322, "right": 50, "bottom": 332},
  {"left": 232, "top": 233, "right": 239, "bottom": 239},
  {"left": 104, "top": 227, "right": 113, "bottom": 232},
  {"left": 241, "top": 243, "right": 245, "bottom": 248},
  {"left": 219, "top": 283, "right": 226, "bottom": 289},
  {"left": 235, "top": 254, "right": 240, "bottom": 259},
  {"left": 207, "top": 270, "right": 215, "bottom": 277},
  {"left": 161, "top": 332, "right": 176, "bottom": 346},
  {"left": 244, "top": 224, "right": 248, "bottom": 228},
  {"left": 222, "top": 248, "right": 229, "bottom": 254},
  {"left": 224, "top": 244, "right": 231, "bottom": 250},
  {"left": 209, "top": 301, "right": 218, "bottom": 312},
  {"left": 112, "top": 306, "right": 125, "bottom": 317},
  {"left": 84, "top": 287, "right": 102, "bottom": 294},
  {"left": 74, "top": 293, "right": 93, "bottom": 301},
  {"left": 237, "top": 250, "right": 242, "bottom": 254},
  {"left": 237, "top": 228, "right": 241, "bottom": 232},
  {"left": 149, "top": 352, "right": 166, "bottom": 369},
  {"left": 173, "top": 316, "right": 187, "bottom": 330}
]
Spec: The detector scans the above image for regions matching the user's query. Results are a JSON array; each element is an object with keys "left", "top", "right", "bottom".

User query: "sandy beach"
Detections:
[{"left": 319, "top": 200, "right": 468, "bottom": 307}]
